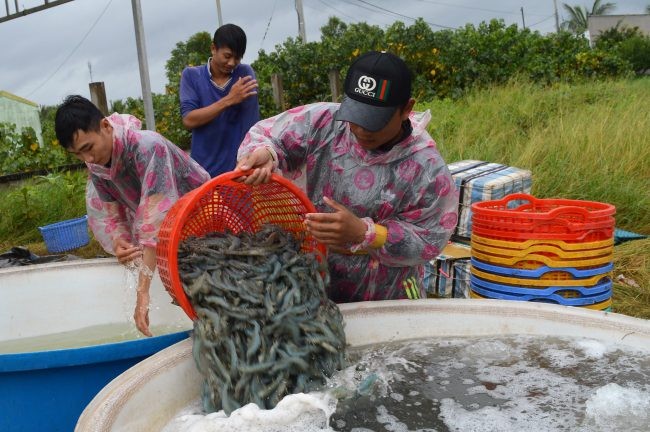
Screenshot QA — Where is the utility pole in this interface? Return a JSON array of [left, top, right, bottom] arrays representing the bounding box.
[[131, 0, 156, 131], [553, 0, 560, 32], [520, 7, 526, 29], [216, 0, 223, 27], [295, 0, 306, 42]]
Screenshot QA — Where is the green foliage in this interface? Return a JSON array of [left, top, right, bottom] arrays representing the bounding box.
[[595, 25, 650, 74], [248, 17, 633, 115], [110, 93, 191, 149], [0, 122, 74, 176], [0, 171, 87, 245], [165, 31, 212, 94], [423, 77, 650, 233]]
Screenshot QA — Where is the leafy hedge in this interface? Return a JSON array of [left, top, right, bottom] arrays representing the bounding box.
[[2, 17, 645, 174]]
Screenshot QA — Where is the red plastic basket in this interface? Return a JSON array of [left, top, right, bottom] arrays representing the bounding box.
[[471, 224, 614, 242], [471, 214, 615, 234], [472, 193, 616, 223], [156, 170, 326, 320]]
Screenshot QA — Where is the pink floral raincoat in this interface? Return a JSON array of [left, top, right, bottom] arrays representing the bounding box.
[[86, 114, 210, 254], [238, 103, 459, 302]]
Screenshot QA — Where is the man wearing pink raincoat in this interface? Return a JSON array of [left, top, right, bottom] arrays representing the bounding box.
[[237, 51, 459, 302], [55, 95, 210, 336]]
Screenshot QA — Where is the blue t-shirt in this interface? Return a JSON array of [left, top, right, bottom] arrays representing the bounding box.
[[179, 61, 260, 177]]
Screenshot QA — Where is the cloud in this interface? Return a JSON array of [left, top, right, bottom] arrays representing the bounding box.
[[0, 0, 647, 106]]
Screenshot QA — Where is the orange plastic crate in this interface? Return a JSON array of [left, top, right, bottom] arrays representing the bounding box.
[[156, 170, 325, 320]]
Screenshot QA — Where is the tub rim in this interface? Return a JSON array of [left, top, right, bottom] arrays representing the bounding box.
[[76, 298, 650, 431]]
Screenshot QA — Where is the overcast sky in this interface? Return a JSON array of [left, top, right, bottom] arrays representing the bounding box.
[[0, 0, 647, 107]]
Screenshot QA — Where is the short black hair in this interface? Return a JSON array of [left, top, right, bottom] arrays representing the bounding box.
[[55, 95, 104, 149], [213, 23, 247, 59]]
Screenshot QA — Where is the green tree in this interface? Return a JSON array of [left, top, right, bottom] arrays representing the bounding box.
[[561, 0, 616, 34], [165, 31, 212, 93], [595, 25, 650, 74]]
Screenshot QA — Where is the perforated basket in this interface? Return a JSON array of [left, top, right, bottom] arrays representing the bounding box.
[[471, 233, 614, 251], [156, 170, 326, 320], [469, 289, 613, 310], [470, 241, 613, 269], [38, 215, 90, 253], [472, 193, 616, 224], [471, 193, 615, 240]]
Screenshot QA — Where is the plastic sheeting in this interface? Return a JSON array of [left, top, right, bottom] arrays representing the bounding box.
[[0, 247, 81, 268]]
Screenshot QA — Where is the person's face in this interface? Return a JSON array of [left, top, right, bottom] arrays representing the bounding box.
[[348, 98, 416, 150], [68, 118, 113, 166], [210, 44, 241, 77]]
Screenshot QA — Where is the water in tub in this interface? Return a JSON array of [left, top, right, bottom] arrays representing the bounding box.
[[162, 335, 650, 432], [1, 262, 187, 354]]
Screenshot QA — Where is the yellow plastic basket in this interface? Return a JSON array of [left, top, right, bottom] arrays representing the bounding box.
[[470, 248, 613, 269], [471, 233, 614, 251], [471, 239, 613, 259]]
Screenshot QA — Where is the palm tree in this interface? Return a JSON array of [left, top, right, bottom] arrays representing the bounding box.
[[646, 4, 650, 13], [562, 0, 616, 34]]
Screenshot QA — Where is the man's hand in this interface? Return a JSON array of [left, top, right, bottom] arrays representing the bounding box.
[[235, 147, 275, 185], [227, 76, 258, 105], [113, 238, 141, 264], [304, 197, 367, 248], [134, 287, 152, 337]]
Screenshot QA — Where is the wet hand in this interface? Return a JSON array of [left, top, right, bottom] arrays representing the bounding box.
[[304, 197, 366, 248], [113, 238, 142, 265], [228, 76, 258, 105], [134, 289, 152, 337]]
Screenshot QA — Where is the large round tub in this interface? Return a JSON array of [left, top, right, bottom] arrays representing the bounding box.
[[0, 258, 192, 432], [76, 299, 650, 431]]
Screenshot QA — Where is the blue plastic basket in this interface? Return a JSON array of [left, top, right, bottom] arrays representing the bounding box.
[[469, 280, 612, 306], [470, 257, 613, 279], [38, 215, 90, 253]]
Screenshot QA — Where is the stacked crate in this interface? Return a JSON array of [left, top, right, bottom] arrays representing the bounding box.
[[448, 160, 533, 242], [468, 193, 615, 311], [424, 160, 532, 299]]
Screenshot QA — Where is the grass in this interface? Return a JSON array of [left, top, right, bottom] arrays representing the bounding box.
[[421, 77, 650, 233], [419, 77, 650, 319], [1, 78, 648, 319]]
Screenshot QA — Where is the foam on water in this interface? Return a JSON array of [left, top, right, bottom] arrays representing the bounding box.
[[163, 335, 650, 431], [161, 392, 337, 432]]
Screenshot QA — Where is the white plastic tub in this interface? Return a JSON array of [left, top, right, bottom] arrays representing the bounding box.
[[76, 299, 650, 431], [0, 259, 192, 432]]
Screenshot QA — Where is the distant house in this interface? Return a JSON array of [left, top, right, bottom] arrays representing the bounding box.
[[0, 90, 43, 145], [587, 14, 650, 45]]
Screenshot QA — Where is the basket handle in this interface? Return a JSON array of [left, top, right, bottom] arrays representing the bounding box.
[[482, 193, 536, 209], [476, 194, 609, 221]]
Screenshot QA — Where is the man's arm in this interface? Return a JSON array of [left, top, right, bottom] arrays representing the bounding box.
[[182, 76, 258, 130]]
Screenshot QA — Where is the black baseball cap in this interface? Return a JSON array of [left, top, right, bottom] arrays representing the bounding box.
[[335, 50, 412, 132]]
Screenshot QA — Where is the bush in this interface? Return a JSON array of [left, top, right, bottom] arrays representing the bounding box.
[[0, 122, 74, 176]]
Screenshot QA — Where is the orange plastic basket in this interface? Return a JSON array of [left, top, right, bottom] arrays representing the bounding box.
[[472, 193, 616, 224], [471, 215, 615, 234], [156, 170, 326, 320], [471, 224, 614, 242]]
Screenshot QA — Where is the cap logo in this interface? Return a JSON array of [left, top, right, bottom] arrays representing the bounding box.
[[357, 75, 376, 92], [354, 75, 391, 102]]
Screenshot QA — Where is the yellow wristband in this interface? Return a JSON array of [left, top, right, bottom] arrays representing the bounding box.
[[370, 224, 387, 249]]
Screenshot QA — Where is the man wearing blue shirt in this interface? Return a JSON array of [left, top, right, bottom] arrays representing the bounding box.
[[180, 24, 260, 177]]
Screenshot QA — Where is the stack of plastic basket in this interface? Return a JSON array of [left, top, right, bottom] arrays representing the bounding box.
[[468, 193, 615, 311]]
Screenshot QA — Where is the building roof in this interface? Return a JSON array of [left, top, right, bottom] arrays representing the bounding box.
[[0, 90, 39, 108]]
